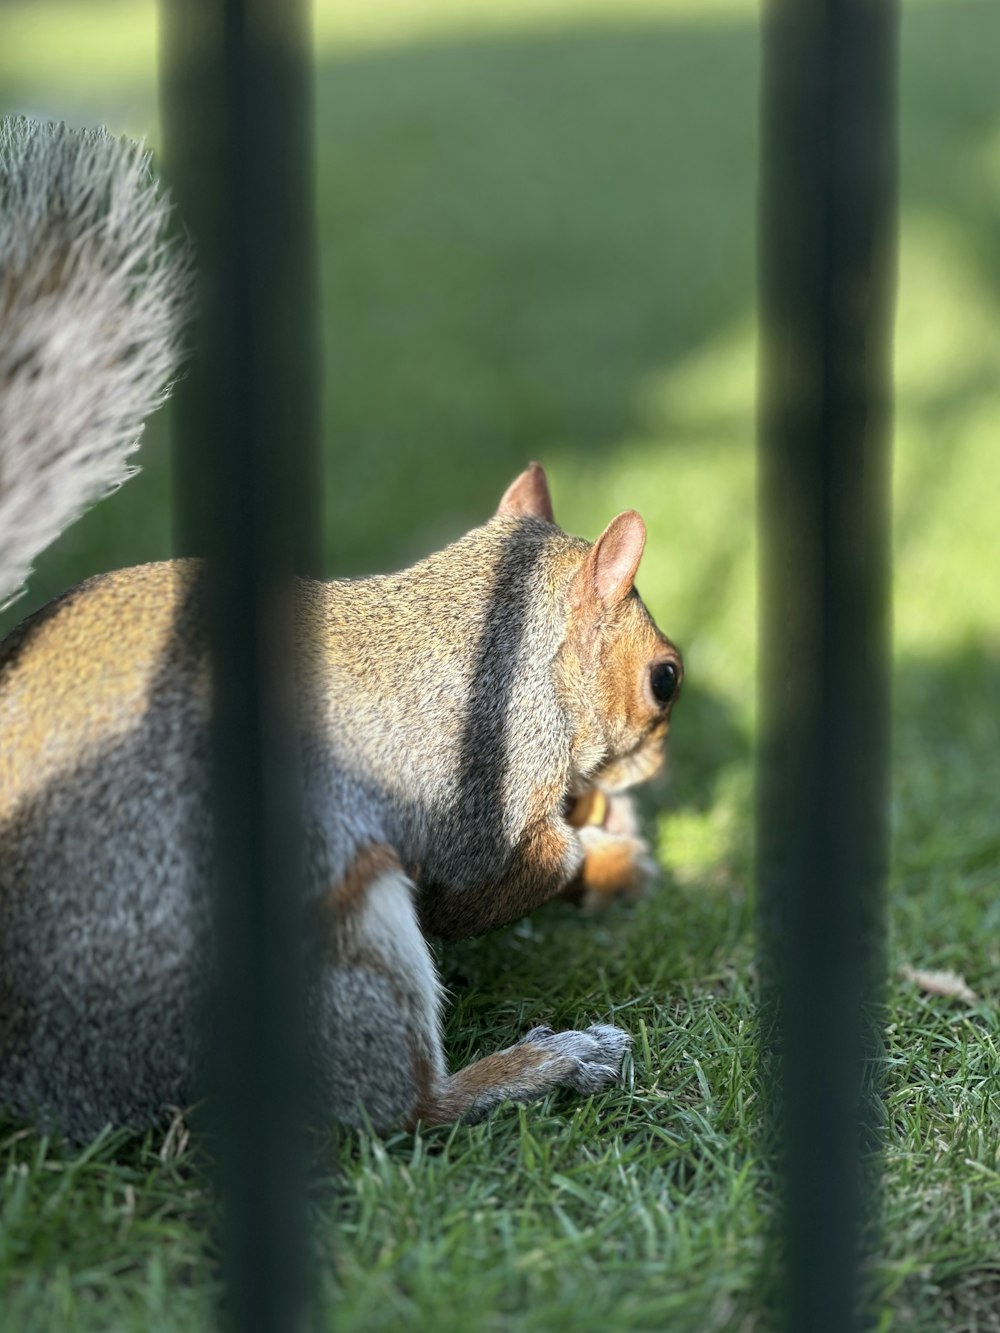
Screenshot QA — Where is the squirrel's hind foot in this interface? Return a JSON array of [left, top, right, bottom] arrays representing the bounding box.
[[409, 1021, 632, 1127], [518, 1022, 632, 1096]]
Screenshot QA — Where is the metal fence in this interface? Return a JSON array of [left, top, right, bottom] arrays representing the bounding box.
[[758, 0, 897, 1328], [158, 0, 898, 1328], [160, 2, 320, 1328]]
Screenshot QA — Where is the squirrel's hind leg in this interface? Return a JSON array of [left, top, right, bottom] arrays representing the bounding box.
[[410, 1023, 631, 1128], [313, 845, 445, 1130], [315, 844, 631, 1130]]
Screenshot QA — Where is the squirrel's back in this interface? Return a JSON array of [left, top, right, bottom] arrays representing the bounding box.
[[0, 561, 208, 819], [0, 512, 583, 895], [298, 514, 590, 890]]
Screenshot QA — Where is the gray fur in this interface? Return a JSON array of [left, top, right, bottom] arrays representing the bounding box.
[[0, 574, 213, 1137], [0, 547, 621, 1139], [314, 970, 436, 1130], [0, 116, 192, 608], [0, 121, 655, 1141], [297, 520, 589, 920]]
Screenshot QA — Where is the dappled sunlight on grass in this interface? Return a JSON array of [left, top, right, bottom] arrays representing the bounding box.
[[892, 214, 1000, 651]]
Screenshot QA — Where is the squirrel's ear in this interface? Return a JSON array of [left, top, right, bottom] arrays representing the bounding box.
[[496, 462, 555, 523], [574, 510, 646, 609]]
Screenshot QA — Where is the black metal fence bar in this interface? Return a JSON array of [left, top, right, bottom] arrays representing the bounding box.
[[757, 0, 898, 1328], [159, 1, 321, 1329]]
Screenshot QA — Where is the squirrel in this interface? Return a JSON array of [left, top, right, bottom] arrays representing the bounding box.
[[0, 117, 683, 1142]]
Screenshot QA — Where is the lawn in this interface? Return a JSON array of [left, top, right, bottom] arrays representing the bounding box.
[[1, 0, 998, 1329]]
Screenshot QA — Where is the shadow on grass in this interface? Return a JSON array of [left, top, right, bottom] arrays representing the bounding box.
[[316, 0, 1000, 571], [317, 18, 761, 573], [891, 638, 1000, 975]]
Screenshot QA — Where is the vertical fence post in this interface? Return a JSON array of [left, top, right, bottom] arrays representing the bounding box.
[[159, 1, 321, 1329], [757, 0, 898, 1328]]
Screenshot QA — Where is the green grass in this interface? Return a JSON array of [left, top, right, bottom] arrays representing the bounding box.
[[1, 0, 999, 1328]]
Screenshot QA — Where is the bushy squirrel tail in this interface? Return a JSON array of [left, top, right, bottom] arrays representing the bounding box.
[[0, 116, 193, 608]]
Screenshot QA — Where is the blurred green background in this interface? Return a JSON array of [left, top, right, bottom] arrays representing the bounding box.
[[1, 1, 998, 1327]]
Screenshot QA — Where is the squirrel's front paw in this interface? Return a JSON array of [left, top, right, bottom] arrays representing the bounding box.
[[520, 1023, 631, 1094], [562, 791, 658, 909]]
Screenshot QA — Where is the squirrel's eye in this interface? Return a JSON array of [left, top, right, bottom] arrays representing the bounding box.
[[650, 661, 679, 707]]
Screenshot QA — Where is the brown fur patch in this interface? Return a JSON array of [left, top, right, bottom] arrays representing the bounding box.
[[406, 1052, 445, 1128], [601, 597, 676, 730], [580, 592, 682, 792], [408, 1039, 558, 1127], [577, 837, 645, 901], [332, 844, 402, 918], [557, 514, 681, 802], [314, 843, 404, 958], [418, 795, 577, 940]]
